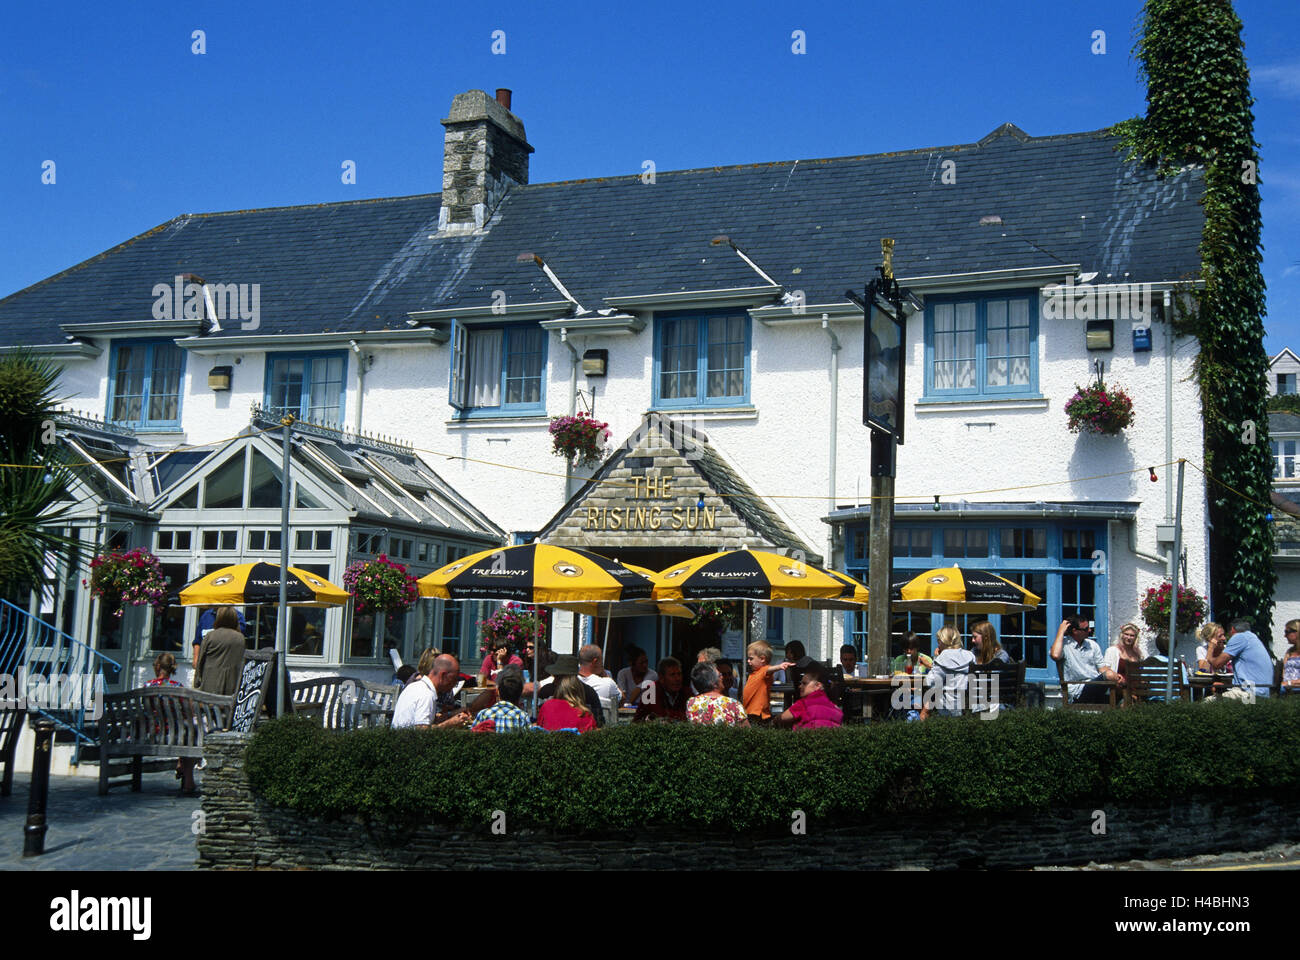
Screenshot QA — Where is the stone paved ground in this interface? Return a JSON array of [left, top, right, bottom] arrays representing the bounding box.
[[0, 772, 200, 871]]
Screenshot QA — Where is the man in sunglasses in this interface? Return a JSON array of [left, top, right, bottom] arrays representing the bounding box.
[[1051, 618, 1119, 704]]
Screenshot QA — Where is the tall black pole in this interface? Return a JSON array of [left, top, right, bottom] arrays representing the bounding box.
[[277, 415, 294, 716], [23, 720, 55, 856]]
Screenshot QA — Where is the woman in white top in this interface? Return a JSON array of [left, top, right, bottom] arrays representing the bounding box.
[[1103, 623, 1145, 685], [616, 646, 658, 705]]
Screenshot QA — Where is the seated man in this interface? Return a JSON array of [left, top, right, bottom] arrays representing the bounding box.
[[577, 644, 622, 726], [1050, 618, 1119, 704], [633, 657, 689, 722], [470, 667, 534, 732], [773, 661, 842, 729], [1204, 619, 1273, 701], [392, 654, 473, 729]]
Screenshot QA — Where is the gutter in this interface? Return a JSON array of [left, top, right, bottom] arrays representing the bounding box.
[[823, 313, 841, 658]]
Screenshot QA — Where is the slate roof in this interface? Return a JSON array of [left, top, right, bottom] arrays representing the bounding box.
[[0, 124, 1205, 347], [1269, 412, 1300, 435]]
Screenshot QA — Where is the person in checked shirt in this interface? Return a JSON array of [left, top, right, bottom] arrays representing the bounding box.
[[471, 667, 535, 733]]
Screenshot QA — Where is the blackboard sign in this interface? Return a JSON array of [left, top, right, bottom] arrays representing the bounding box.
[[230, 649, 277, 733]]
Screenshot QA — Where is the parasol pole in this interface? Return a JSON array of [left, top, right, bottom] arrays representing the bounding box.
[[276, 414, 295, 716]]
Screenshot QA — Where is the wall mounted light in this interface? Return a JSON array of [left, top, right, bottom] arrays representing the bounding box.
[[582, 349, 608, 377], [1085, 319, 1114, 351], [208, 365, 233, 391]]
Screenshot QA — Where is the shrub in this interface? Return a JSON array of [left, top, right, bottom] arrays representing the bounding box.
[[244, 698, 1300, 832]]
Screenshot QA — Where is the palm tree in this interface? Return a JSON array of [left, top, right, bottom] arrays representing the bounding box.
[[0, 350, 77, 598]]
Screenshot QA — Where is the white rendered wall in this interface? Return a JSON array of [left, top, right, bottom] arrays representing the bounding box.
[[49, 288, 1211, 665]]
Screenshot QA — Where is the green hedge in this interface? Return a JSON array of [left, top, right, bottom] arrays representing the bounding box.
[[243, 698, 1300, 833]]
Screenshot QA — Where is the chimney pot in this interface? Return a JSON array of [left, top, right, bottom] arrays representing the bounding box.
[[495, 88, 512, 110]]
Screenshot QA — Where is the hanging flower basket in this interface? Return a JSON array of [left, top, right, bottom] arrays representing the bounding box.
[[691, 600, 743, 635], [478, 603, 547, 656], [1064, 379, 1134, 435], [343, 554, 418, 614], [549, 413, 611, 467], [1139, 581, 1207, 640], [84, 548, 170, 618]]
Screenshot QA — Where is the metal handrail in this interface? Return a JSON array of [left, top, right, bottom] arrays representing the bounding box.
[[0, 599, 123, 758]]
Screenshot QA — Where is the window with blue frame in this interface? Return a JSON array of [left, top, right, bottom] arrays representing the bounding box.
[[265, 353, 346, 425], [449, 323, 546, 415], [844, 519, 1105, 678], [924, 292, 1037, 398], [653, 312, 750, 408], [107, 341, 185, 428]]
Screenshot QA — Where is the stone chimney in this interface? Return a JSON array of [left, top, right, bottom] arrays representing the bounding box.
[[439, 89, 534, 233]]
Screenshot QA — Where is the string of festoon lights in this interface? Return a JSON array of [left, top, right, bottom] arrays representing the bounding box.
[[8, 422, 1282, 522]]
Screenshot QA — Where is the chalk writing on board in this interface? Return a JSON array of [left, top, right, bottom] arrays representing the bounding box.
[[230, 654, 272, 732]]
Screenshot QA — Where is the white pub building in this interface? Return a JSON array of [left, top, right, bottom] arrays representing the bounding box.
[[2, 88, 1229, 716]]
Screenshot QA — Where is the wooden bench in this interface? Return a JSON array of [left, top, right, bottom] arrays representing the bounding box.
[[1, 705, 25, 796], [1123, 658, 1190, 705], [97, 687, 233, 795], [289, 676, 399, 730]]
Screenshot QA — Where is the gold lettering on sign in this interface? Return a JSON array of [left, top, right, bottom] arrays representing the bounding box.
[[580, 472, 715, 531]]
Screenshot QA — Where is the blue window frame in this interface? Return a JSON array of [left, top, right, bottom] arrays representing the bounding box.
[[653, 312, 750, 408], [844, 519, 1107, 684], [449, 322, 547, 416], [923, 291, 1038, 399], [265, 352, 347, 426], [107, 340, 185, 429]]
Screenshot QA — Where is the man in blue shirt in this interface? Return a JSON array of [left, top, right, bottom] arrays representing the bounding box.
[[192, 606, 246, 663], [1206, 619, 1274, 700]]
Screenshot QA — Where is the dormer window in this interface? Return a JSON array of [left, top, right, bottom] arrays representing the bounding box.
[[107, 340, 185, 429]]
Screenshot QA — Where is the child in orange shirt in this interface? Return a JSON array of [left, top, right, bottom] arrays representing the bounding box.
[[742, 641, 794, 724]]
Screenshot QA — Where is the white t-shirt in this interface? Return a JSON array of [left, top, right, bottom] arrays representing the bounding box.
[[616, 667, 658, 701], [580, 672, 622, 725], [391, 677, 436, 729]]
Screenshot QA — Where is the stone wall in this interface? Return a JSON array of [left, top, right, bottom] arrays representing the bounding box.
[[196, 732, 1300, 870]]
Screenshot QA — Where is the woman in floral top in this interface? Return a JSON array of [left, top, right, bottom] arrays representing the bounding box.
[[1282, 620, 1300, 691], [686, 661, 749, 727]]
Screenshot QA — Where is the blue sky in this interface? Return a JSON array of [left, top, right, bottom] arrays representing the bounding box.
[[2, 0, 1297, 352]]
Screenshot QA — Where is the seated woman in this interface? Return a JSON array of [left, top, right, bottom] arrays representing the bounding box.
[[616, 646, 657, 705], [536, 675, 597, 733], [921, 625, 975, 719], [686, 661, 749, 726], [477, 641, 523, 687], [1282, 620, 1300, 693], [1103, 623, 1143, 689], [890, 632, 933, 676], [773, 662, 842, 728], [1195, 622, 1233, 679], [970, 621, 1012, 666]]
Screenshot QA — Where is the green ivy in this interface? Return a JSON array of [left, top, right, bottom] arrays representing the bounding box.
[[1114, 0, 1272, 629], [244, 700, 1300, 832]]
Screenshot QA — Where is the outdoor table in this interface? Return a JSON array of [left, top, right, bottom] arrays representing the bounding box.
[[839, 677, 904, 720], [1187, 673, 1234, 701]]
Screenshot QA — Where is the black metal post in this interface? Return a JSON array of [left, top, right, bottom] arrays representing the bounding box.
[[23, 720, 55, 857]]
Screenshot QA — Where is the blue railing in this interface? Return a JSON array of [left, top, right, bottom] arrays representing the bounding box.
[[0, 598, 121, 762]]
